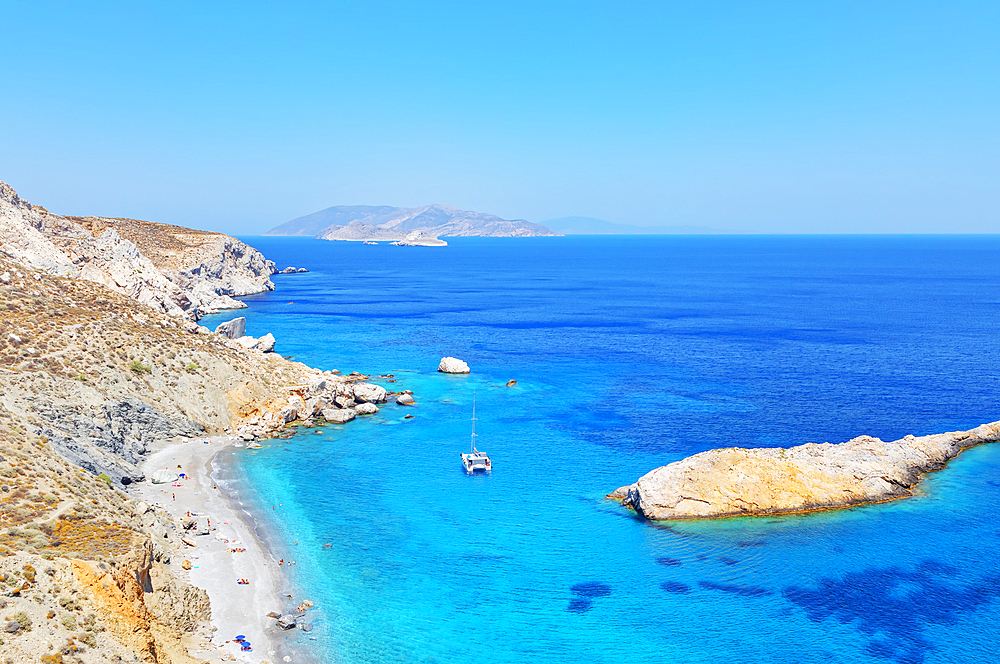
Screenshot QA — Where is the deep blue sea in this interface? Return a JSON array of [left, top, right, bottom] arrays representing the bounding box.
[[202, 236, 1000, 664]]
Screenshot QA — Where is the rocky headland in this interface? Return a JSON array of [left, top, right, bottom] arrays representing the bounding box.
[[1, 181, 275, 317], [0, 182, 413, 662], [609, 421, 1000, 520]]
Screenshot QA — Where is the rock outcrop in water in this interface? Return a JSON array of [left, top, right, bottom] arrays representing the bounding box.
[[609, 421, 1000, 520], [438, 357, 470, 374]]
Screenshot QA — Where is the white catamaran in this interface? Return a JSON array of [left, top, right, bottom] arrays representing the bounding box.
[[460, 393, 491, 473]]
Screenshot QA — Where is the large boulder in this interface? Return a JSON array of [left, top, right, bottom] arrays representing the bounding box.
[[355, 402, 379, 415], [150, 470, 178, 484], [234, 336, 258, 349], [395, 394, 415, 406], [215, 317, 247, 339], [438, 357, 470, 374], [305, 396, 323, 417], [321, 408, 356, 424], [255, 333, 276, 352], [353, 383, 389, 404]]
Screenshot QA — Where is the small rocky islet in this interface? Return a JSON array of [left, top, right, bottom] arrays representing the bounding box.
[[609, 420, 1000, 520]]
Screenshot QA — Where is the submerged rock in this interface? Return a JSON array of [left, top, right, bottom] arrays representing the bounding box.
[[612, 421, 1000, 520], [438, 357, 470, 374]]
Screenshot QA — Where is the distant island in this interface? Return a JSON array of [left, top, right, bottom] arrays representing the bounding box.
[[542, 216, 719, 235], [266, 204, 559, 246]]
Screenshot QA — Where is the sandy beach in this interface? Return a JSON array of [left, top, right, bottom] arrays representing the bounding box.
[[135, 438, 317, 664]]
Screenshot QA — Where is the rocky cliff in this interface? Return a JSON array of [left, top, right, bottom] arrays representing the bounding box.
[[609, 421, 1000, 520], [0, 181, 275, 317]]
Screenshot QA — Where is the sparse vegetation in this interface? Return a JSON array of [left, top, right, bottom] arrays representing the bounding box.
[[128, 359, 152, 374]]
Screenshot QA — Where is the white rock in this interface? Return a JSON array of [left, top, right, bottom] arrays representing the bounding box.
[[355, 402, 379, 415], [395, 394, 415, 406], [235, 336, 258, 349], [321, 407, 356, 424], [353, 383, 389, 404], [305, 396, 323, 417], [255, 333, 276, 353], [215, 317, 247, 339], [150, 470, 178, 484], [0, 272, 9, 284], [438, 357, 470, 374], [134, 501, 151, 515]]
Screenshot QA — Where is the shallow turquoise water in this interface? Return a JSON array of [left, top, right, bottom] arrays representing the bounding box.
[[206, 236, 1000, 664]]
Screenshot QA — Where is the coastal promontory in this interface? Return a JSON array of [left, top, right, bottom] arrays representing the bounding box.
[[609, 421, 1000, 520]]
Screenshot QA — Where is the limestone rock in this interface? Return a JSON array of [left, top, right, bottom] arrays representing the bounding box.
[[150, 470, 178, 484], [255, 333, 276, 352], [234, 336, 258, 349], [321, 408, 356, 424], [395, 394, 415, 406], [215, 317, 247, 339], [353, 383, 389, 404], [334, 394, 355, 409], [615, 421, 1000, 520], [355, 402, 378, 415], [438, 357, 470, 374]]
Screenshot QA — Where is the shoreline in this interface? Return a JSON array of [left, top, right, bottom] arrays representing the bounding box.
[[134, 438, 321, 664]]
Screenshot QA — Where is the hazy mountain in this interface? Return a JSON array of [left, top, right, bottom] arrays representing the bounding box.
[[542, 216, 718, 235], [266, 204, 558, 241]]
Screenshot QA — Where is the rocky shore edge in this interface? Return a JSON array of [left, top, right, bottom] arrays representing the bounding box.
[[608, 420, 1000, 520], [0, 181, 425, 663]]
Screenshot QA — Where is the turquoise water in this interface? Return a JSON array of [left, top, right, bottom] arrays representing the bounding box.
[[204, 236, 1000, 664]]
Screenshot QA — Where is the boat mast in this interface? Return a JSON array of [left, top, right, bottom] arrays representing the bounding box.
[[471, 391, 477, 453]]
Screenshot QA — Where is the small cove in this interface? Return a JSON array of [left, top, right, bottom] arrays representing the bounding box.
[[204, 236, 1000, 664]]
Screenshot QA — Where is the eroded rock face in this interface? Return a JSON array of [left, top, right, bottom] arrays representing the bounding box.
[[0, 181, 274, 318], [215, 317, 247, 339], [612, 422, 1000, 520], [438, 357, 470, 374]]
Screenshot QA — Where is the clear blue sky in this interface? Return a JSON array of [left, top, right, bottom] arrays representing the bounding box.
[[1, 1, 997, 234]]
